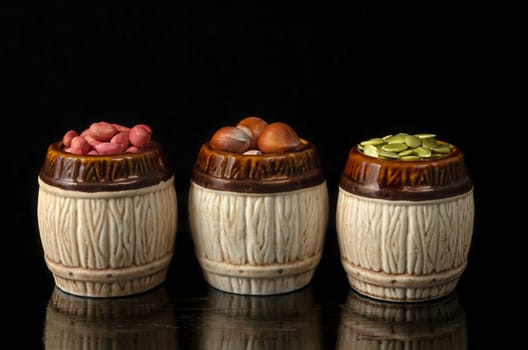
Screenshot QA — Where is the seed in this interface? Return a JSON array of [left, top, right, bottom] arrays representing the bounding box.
[[363, 144, 378, 158], [400, 155, 421, 161], [431, 144, 451, 153], [360, 138, 385, 146], [378, 149, 399, 159], [415, 146, 432, 158], [385, 134, 406, 144], [421, 137, 437, 149], [382, 143, 408, 152], [357, 132, 452, 161], [404, 135, 422, 148], [398, 149, 415, 156], [415, 133, 436, 139]]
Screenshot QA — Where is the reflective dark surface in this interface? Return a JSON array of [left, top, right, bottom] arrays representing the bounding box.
[[6, 2, 515, 349]]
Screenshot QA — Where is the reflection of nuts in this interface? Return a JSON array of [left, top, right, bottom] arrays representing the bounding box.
[[258, 122, 303, 153], [236, 116, 269, 149], [210, 126, 251, 153]]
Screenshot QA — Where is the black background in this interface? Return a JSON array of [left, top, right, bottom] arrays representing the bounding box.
[[5, 1, 519, 349]]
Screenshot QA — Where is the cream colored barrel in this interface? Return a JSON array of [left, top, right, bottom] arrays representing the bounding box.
[[189, 181, 328, 295], [336, 143, 475, 302], [38, 177, 178, 297], [336, 189, 474, 302]]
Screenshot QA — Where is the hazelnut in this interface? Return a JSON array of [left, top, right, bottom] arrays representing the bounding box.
[[257, 122, 303, 153], [236, 116, 269, 149], [210, 126, 251, 153]]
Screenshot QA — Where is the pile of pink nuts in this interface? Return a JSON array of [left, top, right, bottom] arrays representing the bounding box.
[[210, 116, 306, 154], [62, 121, 153, 155]]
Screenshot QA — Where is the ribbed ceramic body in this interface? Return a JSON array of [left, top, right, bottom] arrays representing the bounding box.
[[189, 140, 329, 295], [336, 145, 474, 302], [336, 290, 467, 349], [37, 141, 178, 297]]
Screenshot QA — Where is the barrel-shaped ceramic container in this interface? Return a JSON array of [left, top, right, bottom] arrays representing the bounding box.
[[188, 140, 329, 295], [37, 141, 178, 297], [336, 144, 474, 302]]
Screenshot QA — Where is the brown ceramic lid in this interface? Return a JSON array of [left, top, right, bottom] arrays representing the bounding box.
[[339, 144, 473, 201], [191, 139, 326, 193], [39, 141, 173, 192]]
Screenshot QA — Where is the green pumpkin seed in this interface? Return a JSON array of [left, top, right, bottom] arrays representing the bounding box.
[[378, 149, 400, 159], [404, 135, 422, 148], [398, 149, 415, 156], [431, 144, 451, 153], [415, 133, 436, 139], [385, 134, 406, 144], [400, 155, 421, 161], [421, 137, 437, 149], [382, 143, 408, 152], [360, 138, 385, 146], [415, 146, 432, 158], [357, 132, 453, 161], [363, 144, 378, 158]]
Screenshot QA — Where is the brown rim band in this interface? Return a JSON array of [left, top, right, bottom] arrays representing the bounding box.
[[339, 146, 473, 201], [190, 141, 326, 193], [39, 141, 173, 192]]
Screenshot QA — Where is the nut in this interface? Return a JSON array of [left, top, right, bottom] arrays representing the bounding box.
[[210, 126, 251, 153], [236, 116, 269, 149], [257, 122, 303, 153]]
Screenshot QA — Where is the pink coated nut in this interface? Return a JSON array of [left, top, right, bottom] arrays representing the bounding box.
[[89, 121, 118, 141], [61, 121, 154, 155], [95, 142, 125, 155], [112, 123, 130, 132], [62, 130, 78, 147], [84, 135, 102, 148], [111, 131, 130, 148], [134, 123, 153, 135], [129, 125, 152, 148], [125, 146, 140, 153], [70, 136, 89, 155]]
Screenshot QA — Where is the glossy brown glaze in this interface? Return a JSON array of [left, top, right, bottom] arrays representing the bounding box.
[[191, 140, 326, 193], [39, 141, 173, 192], [339, 145, 473, 200]]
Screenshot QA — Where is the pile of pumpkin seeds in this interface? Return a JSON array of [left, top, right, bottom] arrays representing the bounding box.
[[357, 133, 452, 161]]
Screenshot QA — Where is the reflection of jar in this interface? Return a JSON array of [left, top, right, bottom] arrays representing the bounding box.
[[336, 144, 474, 302], [189, 140, 329, 295], [43, 286, 178, 349], [336, 290, 467, 350], [195, 287, 322, 349], [37, 141, 178, 297]]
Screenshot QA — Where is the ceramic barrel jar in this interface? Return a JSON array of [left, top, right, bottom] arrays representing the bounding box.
[[37, 124, 178, 298], [188, 117, 329, 295], [336, 133, 474, 302]]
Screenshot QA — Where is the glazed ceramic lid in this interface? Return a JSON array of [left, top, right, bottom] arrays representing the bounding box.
[[339, 144, 473, 201], [191, 139, 326, 193], [39, 141, 173, 192]]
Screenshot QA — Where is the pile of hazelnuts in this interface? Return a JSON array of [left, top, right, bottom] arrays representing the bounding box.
[[61, 121, 153, 155], [210, 116, 305, 154]]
